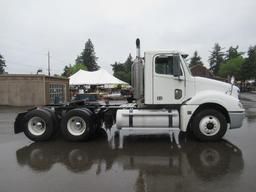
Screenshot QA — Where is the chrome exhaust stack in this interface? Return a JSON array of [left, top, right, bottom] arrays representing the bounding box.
[[131, 38, 144, 100], [136, 38, 141, 58]]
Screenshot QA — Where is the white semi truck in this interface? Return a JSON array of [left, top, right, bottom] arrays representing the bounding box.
[[14, 39, 245, 141]]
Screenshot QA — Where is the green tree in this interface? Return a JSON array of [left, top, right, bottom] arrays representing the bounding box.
[[114, 70, 131, 84], [189, 51, 203, 68], [208, 43, 225, 75], [70, 63, 87, 75], [76, 39, 100, 71], [218, 56, 245, 80], [62, 64, 72, 77], [111, 54, 133, 84], [240, 46, 256, 80], [61, 63, 87, 77], [225, 46, 243, 60], [124, 53, 133, 71], [0, 54, 6, 74]]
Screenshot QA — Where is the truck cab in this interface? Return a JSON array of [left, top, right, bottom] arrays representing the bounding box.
[[143, 50, 244, 129], [118, 39, 245, 141]]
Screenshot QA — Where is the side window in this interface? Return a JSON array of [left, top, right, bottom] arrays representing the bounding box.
[[155, 55, 182, 75]]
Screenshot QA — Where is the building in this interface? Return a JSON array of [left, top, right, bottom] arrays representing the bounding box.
[[190, 64, 213, 78], [0, 74, 69, 106], [190, 64, 227, 82]]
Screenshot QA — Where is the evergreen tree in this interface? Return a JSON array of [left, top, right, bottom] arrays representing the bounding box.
[[240, 46, 256, 80], [75, 55, 83, 65], [111, 61, 125, 73], [111, 54, 133, 84], [225, 46, 243, 60], [208, 43, 225, 75], [124, 54, 133, 71], [0, 54, 6, 74], [189, 51, 203, 67], [76, 39, 100, 71], [62, 64, 72, 77]]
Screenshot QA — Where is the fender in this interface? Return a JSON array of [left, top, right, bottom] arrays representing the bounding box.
[[186, 90, 241, 111], [180, 90, 242, 132]]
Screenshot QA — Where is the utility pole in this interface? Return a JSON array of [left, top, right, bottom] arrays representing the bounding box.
[[48, 51, 51, 76]]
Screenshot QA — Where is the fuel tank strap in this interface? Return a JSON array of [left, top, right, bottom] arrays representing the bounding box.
[[168, 110, 173, 127], [129, 109, 133, 127]]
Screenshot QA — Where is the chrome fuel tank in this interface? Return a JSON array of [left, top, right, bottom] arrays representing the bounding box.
[[116, 109, 179, 128]]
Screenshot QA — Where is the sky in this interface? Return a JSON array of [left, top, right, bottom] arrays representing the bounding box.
[[0, 0, 255, 75]]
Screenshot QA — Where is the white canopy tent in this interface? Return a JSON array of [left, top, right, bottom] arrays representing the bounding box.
[[69, 69, 128, 86]]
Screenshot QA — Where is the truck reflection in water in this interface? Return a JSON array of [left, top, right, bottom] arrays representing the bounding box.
[[16, 130, 244, 190]]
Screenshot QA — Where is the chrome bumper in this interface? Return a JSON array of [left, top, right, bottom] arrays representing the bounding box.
[[229, 111, 245, 129]]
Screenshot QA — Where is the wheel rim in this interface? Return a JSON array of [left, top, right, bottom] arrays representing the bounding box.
[[28, 116, 46, 136], [67, 116, 87, 136], [199, 115, 221, 136]]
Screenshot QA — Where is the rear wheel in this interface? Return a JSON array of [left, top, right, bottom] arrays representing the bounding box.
[[191, 109, 227, 141], [61, 109, 95, 141], [23, 109, 55, 141]]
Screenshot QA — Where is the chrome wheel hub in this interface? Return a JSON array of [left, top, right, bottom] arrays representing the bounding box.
[[67, 116, 87, 136], [28, 116, 46, 136], [199, 115, 220, 136]]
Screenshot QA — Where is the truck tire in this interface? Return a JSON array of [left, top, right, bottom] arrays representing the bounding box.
[[23, 109, 55, 142], [43, 107, 60, 137], [43, 107, 58, 126], [191, 109, 227, 141], [61, 109, 95, 141]]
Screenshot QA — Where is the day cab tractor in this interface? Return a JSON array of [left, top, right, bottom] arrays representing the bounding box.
[[14, 39, 245, 142]]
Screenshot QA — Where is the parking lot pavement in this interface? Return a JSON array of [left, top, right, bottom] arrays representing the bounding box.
[[0, 107, 29, 144], [0, 93, 256, 192]]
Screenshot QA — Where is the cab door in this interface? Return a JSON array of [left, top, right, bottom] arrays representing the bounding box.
[[153, 54, 185, 104]]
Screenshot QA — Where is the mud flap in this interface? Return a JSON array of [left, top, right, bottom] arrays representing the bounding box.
[[14, 112, 27, 134]]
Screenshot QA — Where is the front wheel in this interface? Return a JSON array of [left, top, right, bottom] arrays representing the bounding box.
[[191, 109, 227, 141]]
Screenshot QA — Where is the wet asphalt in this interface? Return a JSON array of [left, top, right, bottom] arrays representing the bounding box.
[[0, 93, 256, 192]]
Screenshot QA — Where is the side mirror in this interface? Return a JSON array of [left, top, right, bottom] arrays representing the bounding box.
[[173, 57, 182, 77], [231, 76, 235, 85], [230, 76, 235, 95]]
